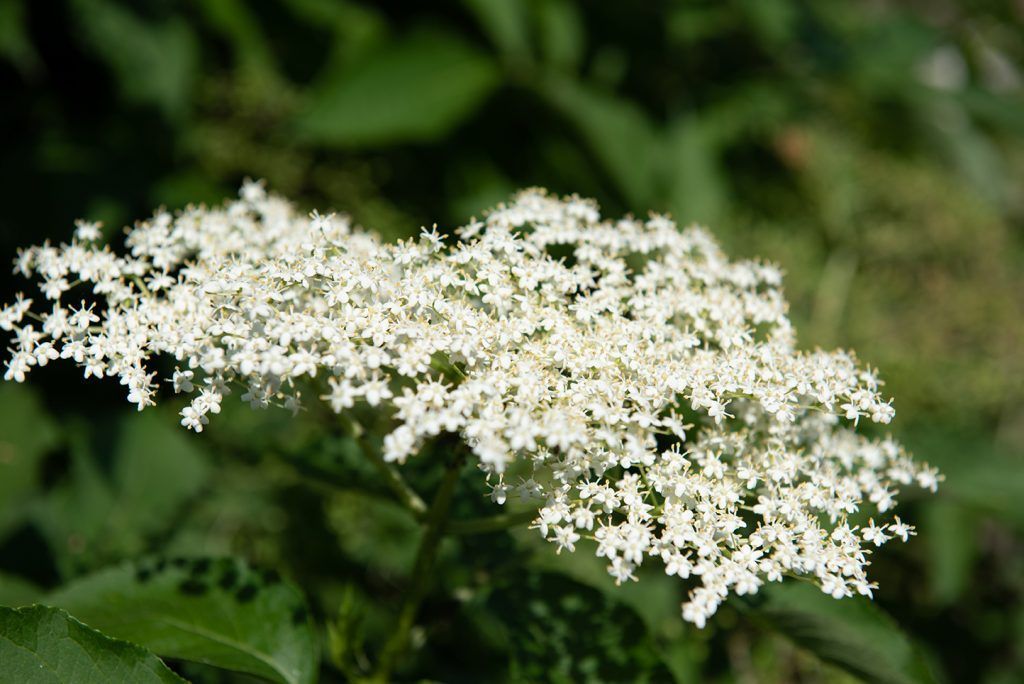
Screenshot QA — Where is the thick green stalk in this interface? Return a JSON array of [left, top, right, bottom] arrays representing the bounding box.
[[370, 454, 464, 682]]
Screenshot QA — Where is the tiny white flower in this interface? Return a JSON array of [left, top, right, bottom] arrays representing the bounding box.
[[0, 183, 937, 629]]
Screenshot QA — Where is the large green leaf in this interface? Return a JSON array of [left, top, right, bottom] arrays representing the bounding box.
[[744, 581, 936, 684], [297, 28, 500, 147], [524, 537, 681, 635], [46, 557, 316, 684], [0, 605, 183, 684]]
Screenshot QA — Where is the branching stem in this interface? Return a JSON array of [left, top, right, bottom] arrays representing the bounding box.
[[370, 452, 464, 682], [358, 435, 429, 520]]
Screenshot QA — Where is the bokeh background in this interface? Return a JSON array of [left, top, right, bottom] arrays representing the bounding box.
[[1, 1, 1022, 682]]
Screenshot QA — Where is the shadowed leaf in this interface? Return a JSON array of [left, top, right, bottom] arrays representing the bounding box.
[[0, 605, 184, 684], [46, 557, 316, 684]]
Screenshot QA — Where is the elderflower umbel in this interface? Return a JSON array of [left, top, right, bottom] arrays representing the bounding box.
[[1, 181, 939, 627]]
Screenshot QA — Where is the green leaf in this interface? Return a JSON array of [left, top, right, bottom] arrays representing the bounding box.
[[32, 412, 209, 575], [0, 0, 40, 77], [517, 535, 696, 682], [0, 384, 60, 541], [69, 0, 199, 119], [447, 161, 517, 222], [737, 0, 796, 46], [902, 428, 1024, 528], [326, 490, 421, 578], [482, 571, 674, 684], [191, 0, 277, 79], [663, 115, 728, 226], [0, 605, 183, 684], [959, 88, 1024, 138], [46, 557, 316, 684], [30, 428, 115, 577], [744, 581, 936, 684], [922, 499, 976, 606], [525, 537, 681, 635], [107, 412, 210, 543], [298, 28, 500, 147], [929, 110, 1008, 208], [848, 18, 936, 97], [535, 0, 585, 73], [462, 0, 531, 65], [538, 75, 660, 209], [283, 0, 387, 70]]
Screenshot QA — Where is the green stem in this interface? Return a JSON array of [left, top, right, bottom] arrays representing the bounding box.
[[370, 453, 464, 682], [446, 509, 537, 536], [358, 435, 428, 520]]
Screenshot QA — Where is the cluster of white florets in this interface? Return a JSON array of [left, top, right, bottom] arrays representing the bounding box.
[[1, 180, 938, 626]]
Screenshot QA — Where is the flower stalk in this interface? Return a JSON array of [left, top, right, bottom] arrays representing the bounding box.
[[370, 452, 465, 682], [357, 435, 428, 520]]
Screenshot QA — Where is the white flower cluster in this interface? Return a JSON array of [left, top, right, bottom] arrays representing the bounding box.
[[1, 181, 938, 626]]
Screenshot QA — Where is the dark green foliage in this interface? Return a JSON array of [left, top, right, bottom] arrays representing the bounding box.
[[487, 572, 674, 683], [741, 582, 936, 684], [45, 557, 317, 684]]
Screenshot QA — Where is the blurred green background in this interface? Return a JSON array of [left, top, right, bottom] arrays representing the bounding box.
[[1, 0, 1022, 682]]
